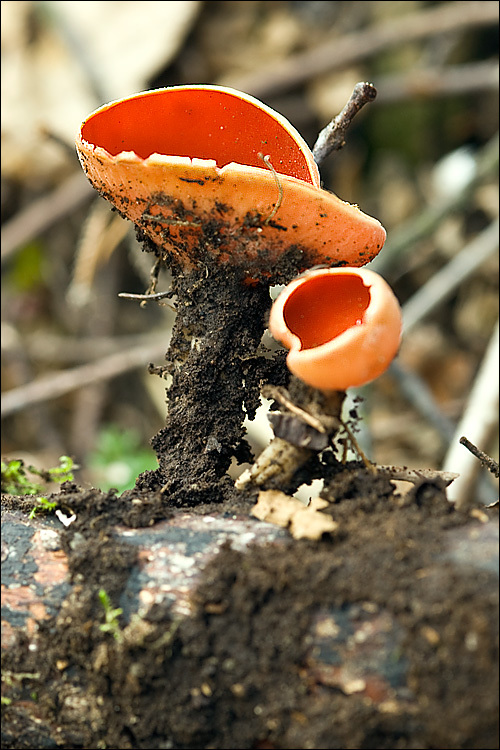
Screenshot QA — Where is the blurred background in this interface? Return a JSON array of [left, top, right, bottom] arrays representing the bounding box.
[[1, 0, 498, 504]]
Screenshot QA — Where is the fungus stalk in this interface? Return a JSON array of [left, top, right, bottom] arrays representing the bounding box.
[[235, 384, 349, 491], [142, 262, 273, 504]]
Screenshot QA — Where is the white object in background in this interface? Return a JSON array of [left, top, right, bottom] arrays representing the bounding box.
[[442, 318, 499, 509]]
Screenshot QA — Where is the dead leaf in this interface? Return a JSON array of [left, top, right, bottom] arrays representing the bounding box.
[[252, 490, 338, 540], [289, 507, 338, 541], [251, 490, 304, 528]]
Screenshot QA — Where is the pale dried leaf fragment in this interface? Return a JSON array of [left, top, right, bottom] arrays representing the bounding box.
[[289, 507, 338, 540], [252, 490, 338, 540], [251, 490, 304, 527]]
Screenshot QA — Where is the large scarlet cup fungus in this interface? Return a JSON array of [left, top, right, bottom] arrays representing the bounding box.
[[76, 85, 386, 276], [75, 85, 389, 505]]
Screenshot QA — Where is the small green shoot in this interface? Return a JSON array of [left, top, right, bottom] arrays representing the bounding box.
[[1, 455, 77, 496], [98, 589, 123, 641], [87, 425, 157, 494], [45, 455, 76, 483], [28, 497, 58, 519], [1, 459, 43, 496]]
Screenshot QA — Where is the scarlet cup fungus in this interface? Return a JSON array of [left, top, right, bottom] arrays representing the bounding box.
[[76, 85, 386, 276], [235, 268, 402, 490], [75, 85, 388, 505], [268, 267, 403, 392]]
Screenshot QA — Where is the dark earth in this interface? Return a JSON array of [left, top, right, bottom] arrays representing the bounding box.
[[2, 249, 498, 749]]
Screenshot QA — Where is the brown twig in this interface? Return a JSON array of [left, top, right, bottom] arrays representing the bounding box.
[[312, 82, 377, 166], [338, 419, 377, 473], [261, 385, 326, 434], [375, 465, 459, 487], [459, 437, 499, 478], [1, 172, 94, 263], [443, 318, 499, 509], [118, 291, 176, 311], [1, 341, 168, 418]]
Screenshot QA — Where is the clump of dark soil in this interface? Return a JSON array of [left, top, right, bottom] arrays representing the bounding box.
[[131, 224, 319, 509]]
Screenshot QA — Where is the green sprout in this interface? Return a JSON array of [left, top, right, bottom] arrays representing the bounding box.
[[28, 497, 59, 519], [98, 589, 123, 641], [1, 459, 44, 496], [45, 455, 76, 483], [1, 455, 77, 496]]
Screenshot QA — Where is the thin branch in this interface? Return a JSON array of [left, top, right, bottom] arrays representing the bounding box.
[[67, 205, 130, 309], [375, 465, 459, 487], [36, 1, 109, 104], [118, 291, 174, 302], [312, 83, 377, 167], [388, 360, 456, 442], [402, 220, 499, 334], [1, 329, 169, 365], [375, 60, 499, 104], [1, 341, 168, 418], [261, 385, 327, 434], [442, 318, 499, 510], [459, 437, 499, 478], [369, 133, 499, 275], [1, 172, 94, 263]]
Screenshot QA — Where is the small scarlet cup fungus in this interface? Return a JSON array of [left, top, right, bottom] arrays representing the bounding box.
[[76, 85, 386, 276], [268, 267, 403, 392], [235, 268, 402, 490]]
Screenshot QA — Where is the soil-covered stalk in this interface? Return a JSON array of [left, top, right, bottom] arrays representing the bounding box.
[[138, 264, 274, 506]]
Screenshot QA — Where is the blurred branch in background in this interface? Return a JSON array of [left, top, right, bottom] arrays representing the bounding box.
[[443, 318, 499, 508], [1, 172, 94, 263], [401, 219, 499, 334], [370, 134, 499, 276], [35, 0, 110, 104], [375, 60, 499, 104], [389, 219, 499, 502], [226, 1, 499, 98], [1, 337, 168, 418]]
